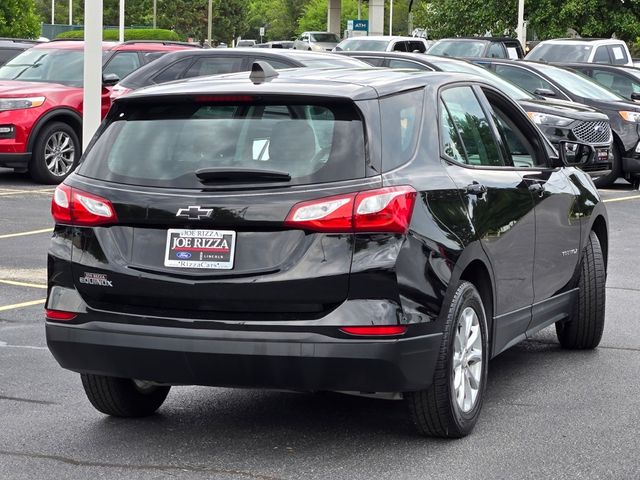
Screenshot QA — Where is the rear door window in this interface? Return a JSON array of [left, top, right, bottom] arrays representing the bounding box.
[[152, 57, 194, 83], [103, 52, 142, 79], [387, 59, 430, 70], [440, 87, 504, 166], [407, 41, 426, 53], [487, 43, 505, 58], [592, 68, 640, 98], [608, 45, 629, 65], [78, 99, 367, 188]]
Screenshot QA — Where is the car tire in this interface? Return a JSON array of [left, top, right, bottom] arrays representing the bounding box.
[[81, 374, 170, 417], [555, 231, 605, 349], [29, 121, 80, 184], [405, 281, 488, 438], [593, 143, 621, 188]]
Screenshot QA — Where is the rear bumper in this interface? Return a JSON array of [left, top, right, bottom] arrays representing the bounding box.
[[46, 321, 443, 393], [0, 152, 30, 168]]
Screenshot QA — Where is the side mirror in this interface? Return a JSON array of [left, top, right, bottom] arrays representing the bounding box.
[[102, 73, 120, 87], [534, 87, 556, 97], [554, 141, 595, 167], [631, 92, 640, 102]]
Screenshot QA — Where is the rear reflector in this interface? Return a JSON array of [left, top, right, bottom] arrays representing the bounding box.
[[45, 309, 77, 321], [285, 186, 417, 234], [52, 184, 117, 226], [340, 325, 408, 336]]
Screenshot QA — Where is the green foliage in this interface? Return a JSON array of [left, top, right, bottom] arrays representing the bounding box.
[[56, 28, 181, 41], [0, 0, 41, 38], [412, 0, 640, 41], [298, 0, 368, 34]]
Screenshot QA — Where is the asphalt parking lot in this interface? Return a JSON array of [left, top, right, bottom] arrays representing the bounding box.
[[0, 167, 639, 480]]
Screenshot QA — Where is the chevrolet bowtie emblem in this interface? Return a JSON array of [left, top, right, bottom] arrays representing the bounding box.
[[176, 206, 213, 220]]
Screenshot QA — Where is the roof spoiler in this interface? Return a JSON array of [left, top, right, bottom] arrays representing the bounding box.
[[249, 61, 279, 84]]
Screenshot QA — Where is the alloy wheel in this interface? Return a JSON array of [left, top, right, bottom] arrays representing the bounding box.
[[452, 306, 483, 413], [44, 131, 75, 177]]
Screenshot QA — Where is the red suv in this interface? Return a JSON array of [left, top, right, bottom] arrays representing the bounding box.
[[0, 40, 196, 183]]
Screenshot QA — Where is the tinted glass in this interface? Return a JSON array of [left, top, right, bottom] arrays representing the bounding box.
[[103, 52, 141, 80], [337, 39, 389, 51], [494, 64, 555, 94], [439, 101, 466, 163], [78, 100, 366, 188], [0, 48, 20, 66], [487, 43, 505, 58], [407, 41, 427, 53], [428, 40, 487, 58], [381, 89, 424, 170], [298, 56, 366, 68], [441, 87, 503, 166], [0, 49, 85, 86], [254, 58, 295, 69], [493, 108, 537, 168], [152, 57, 194, 83], [593, 46, 610, 63], [592, 69, 640, 98], [184, 56, 245, 77], [527, 43, 593, 62], [310, 33, 340, 43], [392, 41, 407, 52], [430, 58, 534, 100], [534, 64, 624, 100], [388, 59, 430, 70]]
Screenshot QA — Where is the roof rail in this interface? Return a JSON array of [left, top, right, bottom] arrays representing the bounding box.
[[0, 37, 42, 44], [120, 40, 202, 48]]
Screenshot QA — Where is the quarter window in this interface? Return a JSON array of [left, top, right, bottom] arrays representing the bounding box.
[[440, 87, 503, 167], [593, 46, 610, 64], [184, 56, 244, 78], [380, 89, 424, 170], [103, 52, 141, 80], [487, 43, 505, 58], [152, 58, 193, 83]]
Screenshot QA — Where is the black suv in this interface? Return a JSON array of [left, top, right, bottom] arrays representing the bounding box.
[[338, 51, 614, 179], [47, 66, 607, 438], [475, 58, 640, 186]]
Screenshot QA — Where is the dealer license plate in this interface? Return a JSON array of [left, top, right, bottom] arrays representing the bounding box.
[[164, 229, 236, 270]]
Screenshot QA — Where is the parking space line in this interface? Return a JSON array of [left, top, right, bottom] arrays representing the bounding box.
[[0, 189, 54, 196], [0, 299, 45, 312], [0, 279, 47, 290], [603, 195, 640, 203], [0, 228, 52, 240]]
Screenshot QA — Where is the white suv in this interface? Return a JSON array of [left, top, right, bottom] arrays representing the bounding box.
[[526, 38, 633, 67]]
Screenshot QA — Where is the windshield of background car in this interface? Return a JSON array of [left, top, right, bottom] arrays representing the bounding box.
[[337, 39, 389, 51], [311, 33, 340, 43], [535, 64, 624, 100], [430, 59, 534, 101], [428, 40, 486, 58], [77, 99, 367, 189], [0, 48, 94, 86], [527, 43, 592, 62]]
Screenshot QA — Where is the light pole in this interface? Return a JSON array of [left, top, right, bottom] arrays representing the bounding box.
[[153, 0, 157, 29], [69, 0, 72, 25], [207, 0, 213, 47], [119, 0, 125, 42], [51, 0, 55, 24], [389, 0, 393, 36], [517, 0, 525, 48], [83, 0, 103, 152]]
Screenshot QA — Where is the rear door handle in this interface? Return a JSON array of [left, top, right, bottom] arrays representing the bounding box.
[[466, 182, 487, 196]]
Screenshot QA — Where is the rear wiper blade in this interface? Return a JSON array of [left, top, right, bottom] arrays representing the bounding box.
[[195, 167, 291, 182]]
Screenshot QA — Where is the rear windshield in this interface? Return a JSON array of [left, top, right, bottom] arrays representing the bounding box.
[[337, 39, 389, 51], [77, 98, 367, 189], [310, 33, 340, 43], [527, 44, 592, 62]]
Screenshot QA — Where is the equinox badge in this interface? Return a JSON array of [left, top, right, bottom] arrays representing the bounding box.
[[176, 206, 213, 220]]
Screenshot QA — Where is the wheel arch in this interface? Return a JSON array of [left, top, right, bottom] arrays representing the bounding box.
[[27, 108, 83, 152], [459, 259, 495, 350], [590, 214, 608, 271]]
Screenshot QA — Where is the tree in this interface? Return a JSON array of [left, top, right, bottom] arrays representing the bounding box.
[[298, 0, 367, 34], [0, 0, 41, 38]]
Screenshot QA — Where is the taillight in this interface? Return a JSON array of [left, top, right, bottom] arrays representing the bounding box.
[[340, 325, 408, 336], [45, 309, 77, 321], [51, 184, 117, 226], [284, 186, 417, 233]]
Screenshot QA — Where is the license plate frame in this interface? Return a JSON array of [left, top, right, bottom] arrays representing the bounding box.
[[164, 229, 236, 270]]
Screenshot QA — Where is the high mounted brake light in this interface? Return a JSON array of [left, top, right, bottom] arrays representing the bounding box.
[[51, 184, 117, 226], [284, 186, 417, 234]]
